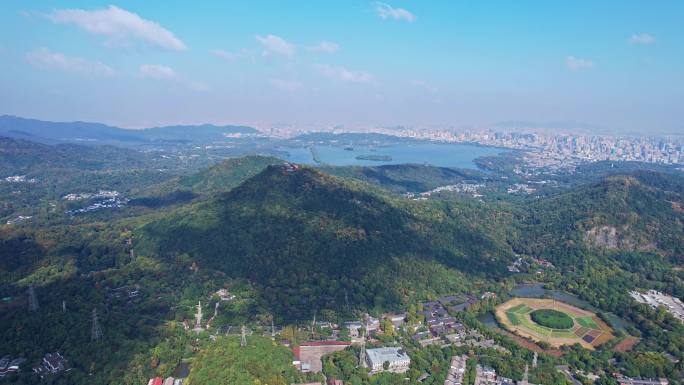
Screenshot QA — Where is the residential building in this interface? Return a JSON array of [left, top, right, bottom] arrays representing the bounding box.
[[384, 313, 406, 328], [615, 375, 668, 385], [0, 356, 25, 378], [366, 316, 380, 332], [214, 289, 235, 301], [444, 355, 468, 385], [474, 365, 497, 385], [366, 347, 411, 373], [33, 352, 67, 377], [344, 321, 363, 338]]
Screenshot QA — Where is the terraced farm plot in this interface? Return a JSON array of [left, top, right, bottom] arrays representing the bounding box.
[[495, 297, 614, 350], [576, 316, 600, 329]]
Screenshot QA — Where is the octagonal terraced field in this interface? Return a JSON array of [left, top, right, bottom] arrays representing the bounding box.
[[495, 297, 614, 349]]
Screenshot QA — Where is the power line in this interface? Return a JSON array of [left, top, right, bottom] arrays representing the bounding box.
[[27, 284, 39, 312], [91, 308, 103, 341]]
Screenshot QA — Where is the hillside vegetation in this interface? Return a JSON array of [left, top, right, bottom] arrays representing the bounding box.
[[139, 165, 516, 317], [3, 148, 684, 383], [519, 172, 684, 265], [186, 336, 308, 385]]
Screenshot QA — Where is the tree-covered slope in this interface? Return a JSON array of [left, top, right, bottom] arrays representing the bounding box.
[[321, 163, 486, 193], [186, 336, 307, 385], [175, 156, 281, 194], [519, 172, 684, 265], [0, 136, 150, 174], [129, 156, 281, 208], [138, 165, 515, 316]]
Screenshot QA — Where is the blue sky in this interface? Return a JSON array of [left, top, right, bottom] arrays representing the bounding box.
[[0, 1, 682, 133]]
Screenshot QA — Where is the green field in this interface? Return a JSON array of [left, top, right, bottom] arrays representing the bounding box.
[[519, 317, 553, 335], [551, 330, 578, 339], [530, 309, 574, 329], [576, 316, 600, 329], [508, 304, 527, 313], [506, 311, 522, 325], [496, 298, 615, 349]]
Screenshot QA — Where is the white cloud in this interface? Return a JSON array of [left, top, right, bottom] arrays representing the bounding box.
[[270, 78, 303, 91], [48, 5, 186, 51], [565, 56, 595, 71], [139, 64, 177, 79], [139, 64, 208, 91], [315, 64, 374, 84], [375, 2, 415, 23], [185, 81, 210, 92], [256, 34, 295, 57], [26, 47, 115, 76], [411, 80, 438, 93], [210, 49, 237, 61], [308, 41, 339, 54], [210, 48, 256, 63], [629, 33, 655, 45]]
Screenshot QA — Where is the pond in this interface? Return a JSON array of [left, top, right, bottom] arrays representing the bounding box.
[[173, 361, 190, 378]]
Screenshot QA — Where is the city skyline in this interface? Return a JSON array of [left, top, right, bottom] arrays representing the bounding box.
[[1, 1, 682, 133]]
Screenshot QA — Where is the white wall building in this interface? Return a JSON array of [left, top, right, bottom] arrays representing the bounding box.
[[365, 347, 410, 373]]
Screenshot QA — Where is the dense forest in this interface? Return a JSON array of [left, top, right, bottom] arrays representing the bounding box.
[[138, 165, 516, 317], [2, 136, 684, 384]]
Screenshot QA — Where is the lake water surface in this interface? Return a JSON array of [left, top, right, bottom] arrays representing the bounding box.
[[281, 143, 504, 168]]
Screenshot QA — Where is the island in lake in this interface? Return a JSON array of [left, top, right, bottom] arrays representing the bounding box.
[[355, 154, 392, 161]]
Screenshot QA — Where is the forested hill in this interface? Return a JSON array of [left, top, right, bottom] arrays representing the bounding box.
[[519, 171, 684, 265], [136, 164, 684, 318], [175, 155, 281, 194], [0, 115, 257, 146], [0, 136, 149, 173], [138, 165, 516, 315], [129, 156, 281, 208]]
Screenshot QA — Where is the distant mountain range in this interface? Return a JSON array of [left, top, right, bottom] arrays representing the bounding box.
[[0, 115, 258, 147]]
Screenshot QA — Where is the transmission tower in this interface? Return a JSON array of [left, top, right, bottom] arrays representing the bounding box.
[[194, 301, 203, 332], [358, 330, 366, 368], [91, 308, 103, 341], [240, 325, 247, 347], [27, 284, 39, 312], [271, 319, 276, 340]]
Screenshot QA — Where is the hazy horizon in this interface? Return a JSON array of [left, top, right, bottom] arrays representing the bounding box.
[[1, 1, 683, 134], [5, 114, 684, 138]]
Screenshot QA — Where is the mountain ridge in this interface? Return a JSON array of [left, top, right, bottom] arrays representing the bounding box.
[[137, 165, 515, 315], [0, 115, 258, 146]]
